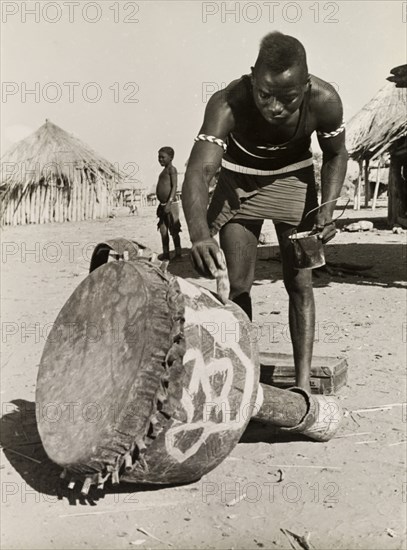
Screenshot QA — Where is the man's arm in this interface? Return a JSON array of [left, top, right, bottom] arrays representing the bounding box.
[[182, 91, 234, 276], [314, 82, 348, 242]]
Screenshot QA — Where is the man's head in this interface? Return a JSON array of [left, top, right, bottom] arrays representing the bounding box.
[[158, 146, 174, 166], [254, 32, 308, 78], [251, 32, 309, 125]]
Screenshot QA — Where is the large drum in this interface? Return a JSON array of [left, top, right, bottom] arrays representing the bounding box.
[[36, 242, 260, 491]]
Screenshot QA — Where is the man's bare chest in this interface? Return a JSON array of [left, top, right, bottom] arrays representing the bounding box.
[[240, 111, 301, 146]]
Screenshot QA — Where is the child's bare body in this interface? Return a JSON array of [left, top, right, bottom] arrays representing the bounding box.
[[156, 147, 181, 260], [156, 165, 175, 204]]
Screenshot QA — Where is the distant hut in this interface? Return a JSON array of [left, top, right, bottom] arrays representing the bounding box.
[[346, 78, 407, 226], [115, 180, 147, 210], [0, 120, 123, 225]]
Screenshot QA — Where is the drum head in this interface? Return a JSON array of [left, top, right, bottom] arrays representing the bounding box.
[[36, 260, 172, 474]]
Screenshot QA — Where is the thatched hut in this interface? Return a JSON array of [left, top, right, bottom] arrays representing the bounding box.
[[1, 120, 123, 225], [346, 79, 406, 225]]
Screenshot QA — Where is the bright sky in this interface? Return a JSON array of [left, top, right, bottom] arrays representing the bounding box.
[[1, 0, 405, 191]]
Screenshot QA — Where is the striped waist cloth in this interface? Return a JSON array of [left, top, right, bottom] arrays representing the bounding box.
[[221, 157, 314, 176], [207, 160, 317, 234]]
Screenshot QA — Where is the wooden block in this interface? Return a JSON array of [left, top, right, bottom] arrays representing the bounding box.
[[259, 352, 348, 395], [257, 245, 279, 260]]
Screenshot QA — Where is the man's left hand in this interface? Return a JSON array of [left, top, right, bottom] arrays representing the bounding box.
[[311, 212, 337, 243]]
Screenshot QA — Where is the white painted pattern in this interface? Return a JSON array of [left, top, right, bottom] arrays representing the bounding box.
[[164, 278, 257, 463]]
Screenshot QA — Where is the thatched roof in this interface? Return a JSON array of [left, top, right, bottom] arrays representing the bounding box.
[[346, 82, 407, 160], [116, 180, 144, 191], [1, 120, 123, 193]]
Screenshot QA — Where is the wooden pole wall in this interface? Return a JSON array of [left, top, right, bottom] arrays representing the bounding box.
[[364, 159, 370, 208], [371, 159, 381, 211], [354, 159, 363, 210], [1, 170, 118, 225]]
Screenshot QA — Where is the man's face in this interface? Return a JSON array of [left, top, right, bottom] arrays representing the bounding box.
[[158, 152, 172, 166], [251, 63, 308, 125]]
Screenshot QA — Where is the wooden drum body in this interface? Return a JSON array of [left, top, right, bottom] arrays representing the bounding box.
[[36, 249, 260, 490]]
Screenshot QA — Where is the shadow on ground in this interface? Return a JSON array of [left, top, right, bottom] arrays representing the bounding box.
[[0, 400, 60, 497], [1, 400, 200, 504], [1, 399, 307, 505], [166, 241, 406, 290]]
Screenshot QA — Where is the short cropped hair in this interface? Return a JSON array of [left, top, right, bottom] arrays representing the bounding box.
[[254, 32, 308, 80], [159, 146, 174, 159]]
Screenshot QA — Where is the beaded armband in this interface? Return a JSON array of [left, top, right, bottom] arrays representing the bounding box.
[[194, 134, 227, 152], [317, 121, 345, 139]]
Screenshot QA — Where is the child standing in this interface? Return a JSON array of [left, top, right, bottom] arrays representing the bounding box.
[[156, 147, 182, 260]]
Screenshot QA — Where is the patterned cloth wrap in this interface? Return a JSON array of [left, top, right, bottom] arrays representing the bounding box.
[[208, 165, 318, 236]]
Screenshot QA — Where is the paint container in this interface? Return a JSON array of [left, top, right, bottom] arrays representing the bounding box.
[[289, 231, 325, 269]]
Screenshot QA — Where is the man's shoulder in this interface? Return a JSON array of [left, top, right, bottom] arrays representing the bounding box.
[[309, 74, 343, 127], [209, 77, 247, 108], [168, 164, 177, 174], [204, 78, 244, 129], [309, 75, 342, 110]]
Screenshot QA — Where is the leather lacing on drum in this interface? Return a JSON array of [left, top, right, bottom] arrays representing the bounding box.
[[126, 270, 187, 478]]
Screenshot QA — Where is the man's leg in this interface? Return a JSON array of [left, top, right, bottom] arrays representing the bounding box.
[[275, 223, 314, 392], [159, 223, 170, 259], [219, 220, 262, 321], [172, 232, 182, 257]]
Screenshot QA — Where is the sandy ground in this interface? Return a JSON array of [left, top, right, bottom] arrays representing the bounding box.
[[1, 199, 406, 550]]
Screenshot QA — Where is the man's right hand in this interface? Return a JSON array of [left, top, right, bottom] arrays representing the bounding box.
[[190, 238, 226, 278]]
